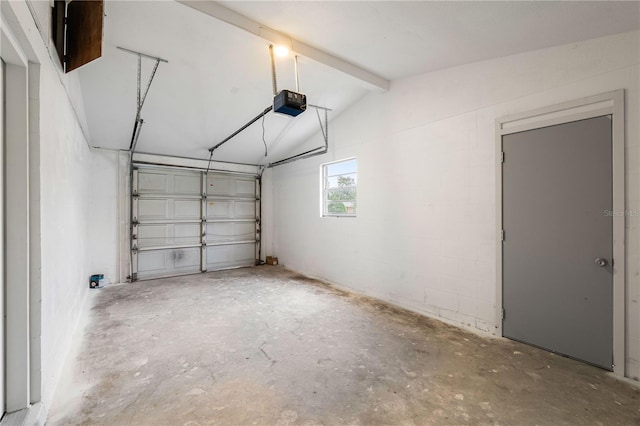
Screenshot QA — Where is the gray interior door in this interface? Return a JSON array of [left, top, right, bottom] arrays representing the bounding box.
[[502, 116, 613, 370]]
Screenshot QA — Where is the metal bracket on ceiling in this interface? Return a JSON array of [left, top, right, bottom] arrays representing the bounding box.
[[117, 46, 168, 152], [267, 104, 331, 168], [269, 44, 301, 95], [294, 55, 300, 93], [269, 44, 278, 96], [311, 104, 329, 145]]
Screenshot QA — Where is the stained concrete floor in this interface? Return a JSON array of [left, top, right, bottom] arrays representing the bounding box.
[[48, 266, 639, 426]]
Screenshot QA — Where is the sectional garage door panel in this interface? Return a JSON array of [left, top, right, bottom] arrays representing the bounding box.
[[205, 173, 257, 269], [138, 170, 201, 195], [207, 175, 255, 198], [137, 247, 201, 279], [206, 222, 256, 244], [132, 166, 259, 280], [134, 168, 204, 279], [235, 201, 257, 219], [206, 200, 256, 220], [206, 243, 256, 270], [137, 223, 201, 248], [138, 199, 201, 222], [207, 200, 233, 219]]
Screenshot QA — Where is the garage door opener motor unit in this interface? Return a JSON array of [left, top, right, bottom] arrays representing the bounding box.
[[274, 89, 306, 117]]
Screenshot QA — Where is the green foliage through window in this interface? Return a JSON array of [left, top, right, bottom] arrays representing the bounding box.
[[322, 159, 357, 216]]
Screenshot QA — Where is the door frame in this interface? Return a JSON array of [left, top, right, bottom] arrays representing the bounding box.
[[495, 90, 625, 377], [1, 5, 44, 416], [1, 15, 32, 412]]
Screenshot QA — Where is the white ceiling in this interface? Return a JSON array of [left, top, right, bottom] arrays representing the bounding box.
[[78, 1, 640, 165], [221, 0, 640, 81]]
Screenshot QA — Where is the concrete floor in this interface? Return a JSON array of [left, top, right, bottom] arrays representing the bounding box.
[[48, 266, 639, 425]]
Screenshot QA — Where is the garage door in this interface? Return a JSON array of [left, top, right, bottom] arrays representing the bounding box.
[[132, 165, 259, 280]]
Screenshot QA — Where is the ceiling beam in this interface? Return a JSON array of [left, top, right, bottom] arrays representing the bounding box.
[[176, 0, 390, 92]]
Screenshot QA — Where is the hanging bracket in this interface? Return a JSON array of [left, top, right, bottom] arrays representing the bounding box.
[[118, 47, 168, 152], [268, 105, 331, 168], [269, 44, 278, 96]]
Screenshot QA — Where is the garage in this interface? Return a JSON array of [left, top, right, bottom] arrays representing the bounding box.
[[1, 1, 639, 425]]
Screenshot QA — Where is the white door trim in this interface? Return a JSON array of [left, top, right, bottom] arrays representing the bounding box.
[[0, 46, 5, 422], [1, 9, 44, 416], [1, 17, 31, 411], [495, 90, 625, 377]]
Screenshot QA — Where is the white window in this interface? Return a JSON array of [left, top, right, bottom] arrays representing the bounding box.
[[322, 158, 357, 217]]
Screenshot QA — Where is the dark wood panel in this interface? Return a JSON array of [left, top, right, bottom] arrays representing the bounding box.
[[66, 0, 103, 73], [51, 0, 66, 68]]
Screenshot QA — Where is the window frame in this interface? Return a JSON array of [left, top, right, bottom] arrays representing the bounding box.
[[320, 157, 357, 218]]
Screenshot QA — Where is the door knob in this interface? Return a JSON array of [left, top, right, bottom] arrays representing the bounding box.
[[595, 258, 608, 267]]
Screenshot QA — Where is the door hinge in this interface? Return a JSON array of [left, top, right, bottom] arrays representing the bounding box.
[[501, 152, 505, 163], [501, 229, 505, 241], [501, 308, 505, 320]]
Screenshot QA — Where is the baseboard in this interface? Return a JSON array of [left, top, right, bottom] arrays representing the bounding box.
[[1, 403, 47, 426]]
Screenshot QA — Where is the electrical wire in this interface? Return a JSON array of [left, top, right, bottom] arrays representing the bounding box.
[[261, 110, 268, 157]]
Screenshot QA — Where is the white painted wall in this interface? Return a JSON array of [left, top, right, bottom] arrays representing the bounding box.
[[89, 149, 119, 283], [38, 57, 93, 408], [266, 31, 640, 380], [4, 0, 96, 412]]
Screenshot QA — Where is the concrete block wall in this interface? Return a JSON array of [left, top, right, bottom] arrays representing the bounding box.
[[265, 31, 640, 380], [88, 149, 120, 284], [38, 58, 93, 407]]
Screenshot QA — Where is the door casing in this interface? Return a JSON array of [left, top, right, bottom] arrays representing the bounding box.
[[495, 90, 625, 377], [0, 54, 5, 420]]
